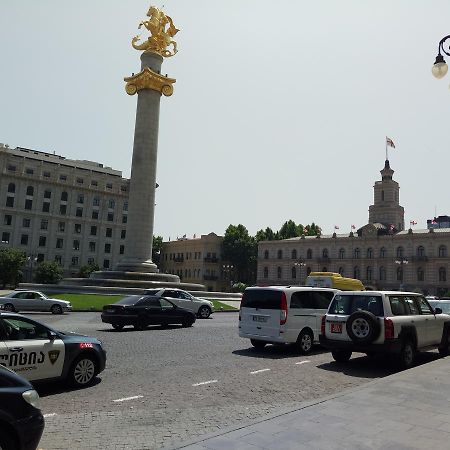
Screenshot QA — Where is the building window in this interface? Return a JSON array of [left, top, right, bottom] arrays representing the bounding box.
[[38, 236, 46, 247], [37, 254, 44, 263], [417, 246, 425, 257], [7, 165, 16, 172], [107, 212, 114, 222], [122, 215, 127, 224], [43, 171, 51, 178], [120, 230, 126, 239], [381, 190, 385, 201], [59, 174, 67, 181], [26, 186, 34, 196], [20, 234, 28, 245], [322, 248, 329, 258], [417, 267, 424, 282], [40, 220, 48, 230], [307, 249, 313, 259], [106, 183, 112, 190], [264, 250, 269, 259], [71, 256, 79, 266], [367, 248, 373, 259], [396, 266, 403, 281], [123, 202, 128, 211], [291, 249, 297, 260], [103, 259, 110, 269], [55, 255, 62, 264], [77, 194, 84, 204], [56, 238, 64, 249], [379, 266, 386, 280], [106, 228, 112, 238], [90, 226, 97, 236], [89, 242, 96, 252], [5, 196, 14, 208], [61, 191, 68, 201], [24, 199, 33, 210], [438, 245, 447, 258], [339, 248, 345, 259], [104, 243, 111, 253], [1, 232, 10, 244], [44, 190, 51, 199], [108, 199, 115, 209], [263, 267, 269, 278], [439, 267, 447, 282], [23, 218, 31, 228], [120, 245, 124, 255], [7, 183, 15, 193], [87, 257, 95, 265], [58, 222, 65, 232], [74, 223, 82, 234], [291, 267, 296, 279], [91, 180, 98, 187], [76, 207, 83, 217], [59, 204, 67, 215], [354, 248, 360, 259], [353, 266, 360, 279], [42, 202, 50, 213], [25, 168, 34, 175], [380, 247, 386, 258], [366, 266, 372, 281], [92, 211, 99, 220], [76, 178, 84, 184], [338, 267, 345, 276], [277, 266, 282, 279], [73, 240, 80, 251], [396, 246, 404, 258], [277, 250, 282, 259], [121, 185, 127, 192], [4, 215, 12, 226], [93, 197, 100, 206]]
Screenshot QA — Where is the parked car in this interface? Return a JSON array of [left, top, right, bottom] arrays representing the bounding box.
[[0, 290, 72, 314], [239, 286, 338, 353], [101, 295, 196, 330], [0, 312, 106, 387], [143, 288, 214, 318], [320, 291, 450, 368], [0, 364, 44, 450]]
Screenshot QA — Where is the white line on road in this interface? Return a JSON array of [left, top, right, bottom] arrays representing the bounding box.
[[192, 380, 218, 386], [43, 413, 58, 418], [250, 368, 271, 374], [113, 395, 144, 403], [295, 360, 311, 365]]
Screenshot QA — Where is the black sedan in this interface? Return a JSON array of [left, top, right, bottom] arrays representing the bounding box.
[[0, 364, 44, 450], [101, 295, 196, 330]]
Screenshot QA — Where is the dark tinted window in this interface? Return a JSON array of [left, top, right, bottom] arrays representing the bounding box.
[[114, 296, 143, 306], [137, 297, 161, 308], [290, 291, 334, 309], [241, 289, 282, 310], [329, 294, 383, 316]]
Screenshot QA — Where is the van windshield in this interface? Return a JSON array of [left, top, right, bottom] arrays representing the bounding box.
[[241, 289, 282, 310], [328, 294, 384, 317]]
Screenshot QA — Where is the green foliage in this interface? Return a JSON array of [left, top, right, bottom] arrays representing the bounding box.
[[232, 282, 247, 293], [152, 235, 163, 265], [77, 263, 100, 278], [0, 247, 26, 288], [255, 227, 277, 242], [255, 221, 320, 242], [34, 261, 63, 284]]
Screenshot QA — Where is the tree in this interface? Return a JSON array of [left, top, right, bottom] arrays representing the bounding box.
[[34, 261, 63, 284], [278, 220, 301, 240], [0, 247, 26, 288], [152, 235, 163, 266], [77, 263, 100, 278], [255, 227, 276, 242]]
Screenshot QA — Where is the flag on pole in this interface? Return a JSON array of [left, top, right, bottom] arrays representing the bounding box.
[[386, 137, 396, 148], [431, 219, 437, 225], [351, 224, 356, 229], [389, 224, 395, 231], [410, 220, 417, 225], [334, 225, 339, 230]]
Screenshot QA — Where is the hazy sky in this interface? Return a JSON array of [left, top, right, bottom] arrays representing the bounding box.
[[1, 1, 450, 241]]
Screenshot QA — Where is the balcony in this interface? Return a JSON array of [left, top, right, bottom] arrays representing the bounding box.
[[204, 257, 218, 263], [174, 256, 184, 263]]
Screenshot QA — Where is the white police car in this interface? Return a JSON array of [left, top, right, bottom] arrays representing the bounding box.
[[0, 312, 106, 387]]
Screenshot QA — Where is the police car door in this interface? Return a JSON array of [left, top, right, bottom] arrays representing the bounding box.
[[0, 316, 65, 381]]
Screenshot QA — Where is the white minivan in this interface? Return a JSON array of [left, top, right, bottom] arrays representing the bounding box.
[[239, 286, 338, 353]]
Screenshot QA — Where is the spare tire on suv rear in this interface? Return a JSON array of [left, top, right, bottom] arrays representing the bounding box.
[[346, 311, 381, 344]]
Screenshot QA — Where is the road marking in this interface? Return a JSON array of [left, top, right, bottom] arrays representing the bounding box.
[[250, 368, 271, 374], [113, 395, 144, 403], [192, 380, 218, 386], [43, 413, 57, 418], [295, 360, 311, 365]]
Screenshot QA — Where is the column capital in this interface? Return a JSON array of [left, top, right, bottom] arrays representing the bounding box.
[[124, 68, 176, 96]]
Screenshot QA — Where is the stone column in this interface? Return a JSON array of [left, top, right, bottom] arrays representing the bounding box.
[[116, 52, 173, 273]]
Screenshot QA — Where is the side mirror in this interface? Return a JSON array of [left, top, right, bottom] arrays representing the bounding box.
[[435, 307, 443, 315], [47, 330, 57, 340]]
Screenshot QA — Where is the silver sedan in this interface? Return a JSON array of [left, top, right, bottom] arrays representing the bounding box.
[[0, 291, 72, 314]]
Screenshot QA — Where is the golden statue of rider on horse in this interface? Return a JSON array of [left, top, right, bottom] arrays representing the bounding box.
[[132, 5, 179, 57]]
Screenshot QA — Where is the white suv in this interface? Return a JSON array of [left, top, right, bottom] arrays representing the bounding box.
[[143, 288, 214, 318], [320, 291, 450, 368]]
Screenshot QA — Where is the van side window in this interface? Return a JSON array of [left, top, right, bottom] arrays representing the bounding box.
[[290, 292, 312, 309], [312, 291, 334, 309]]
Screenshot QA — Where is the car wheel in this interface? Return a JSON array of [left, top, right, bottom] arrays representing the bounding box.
[[331, 349, 352, 363], [112, 323, 124, 331], [182, 319, 195, 327], [297, 329, 313, 354], [0, 427, 17, 450], [250, 339, 267, 349], [51, 304, 63, 315], [346, 311, 380, 344], [399, 340, 415, 369], [69, 355, 97, 387], [3, 303, 15, 312], [197, 306, 211, 319]]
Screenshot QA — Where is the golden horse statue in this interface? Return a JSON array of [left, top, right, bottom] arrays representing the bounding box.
[[132, 6, 179, 57]]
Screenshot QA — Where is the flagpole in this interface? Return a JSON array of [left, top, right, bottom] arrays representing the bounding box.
[[385, 136, 388, 160]]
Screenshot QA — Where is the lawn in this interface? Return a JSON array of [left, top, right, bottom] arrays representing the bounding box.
[[47, 293, 238, 312]]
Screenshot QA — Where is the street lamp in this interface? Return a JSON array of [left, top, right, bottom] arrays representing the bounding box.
[[294, 259, 306, 285], [27, 253, 38, 282], [394, 258, 409, 291], [431, 35, 450, 80]]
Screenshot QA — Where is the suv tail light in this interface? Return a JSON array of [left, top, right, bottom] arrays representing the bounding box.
[[280, 292, 288, 325], [321, 315, 326, 335], [384, 318, 394, 339], [239, 308, 241, 321]]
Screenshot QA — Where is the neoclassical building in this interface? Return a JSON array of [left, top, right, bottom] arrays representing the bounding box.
[[257, 159, 450, 296]]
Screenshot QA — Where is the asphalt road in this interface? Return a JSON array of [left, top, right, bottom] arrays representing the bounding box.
[[30, 312, 439, 450]]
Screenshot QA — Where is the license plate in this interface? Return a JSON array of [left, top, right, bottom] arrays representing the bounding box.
[[330, 322, 342, 333], [253, 316, 267, 323]]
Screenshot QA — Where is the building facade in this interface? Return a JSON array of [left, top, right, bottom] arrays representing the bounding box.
[[159, 233, 232, 292], [0, 144, 130, 278], [257, 160, 450, 296]]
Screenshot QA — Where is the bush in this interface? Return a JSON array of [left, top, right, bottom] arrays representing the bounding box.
[[232, 282, 247, 293], [77, 263, 100, 278], [34, 261, 63, 284], [0, 247, 26, 288]]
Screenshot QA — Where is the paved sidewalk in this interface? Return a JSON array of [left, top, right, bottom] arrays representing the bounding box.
[[171, 356, 450, 449]]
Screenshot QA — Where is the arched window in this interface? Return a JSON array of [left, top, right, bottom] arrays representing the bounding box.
[[277, 266, 282, 279], [366, 266, 372, 281], [417, 267, 424, 282], [291, 249, 297, 260], [307, 249, 313, 259], [61, 191, 68, 201], [26, 186, 34, 196], [439, 246, 447, 258], [381, 190, 385, 201], [439, 267, 446, 282], [339, 248, 345, 259], [396, 246, 404, 258], [338, 267, 344, 276], [306, 266, 312, 276], [263, 267, 268, 279], [277, 249, 283, 259], [322, 248, 329, 258], [264, 250, 269, 259], [354, 248, 360, 259], [367, 248, 373, 259], [291, 267, 296, 279], [353, 266, 360, 279], [379, 266, 386, 280], [322, 267, 328, 272], [380, 247, 386, 258], [417, 246, 425, 257], [397, 266, 403, 281], [7, 183, 15, 193]]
